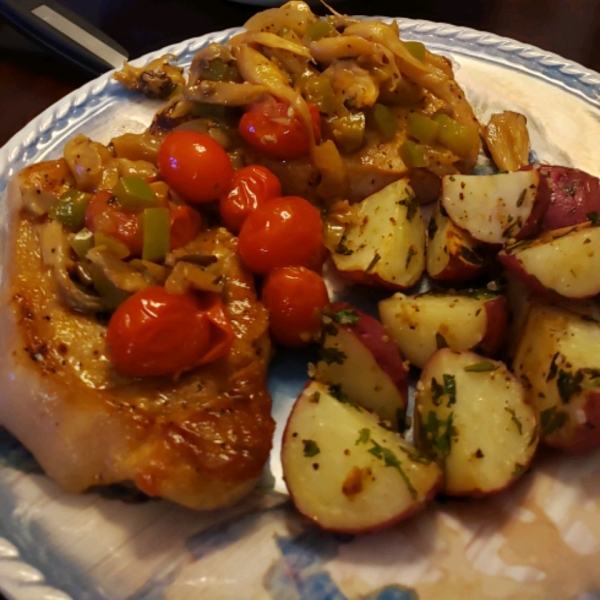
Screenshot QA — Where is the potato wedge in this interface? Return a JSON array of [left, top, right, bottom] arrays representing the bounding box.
[[512, 303, 600, 452], [378, 291, 507, 369], [426, 201, 485, 282], [314, 303, 408, 428], [441, 170, 547, 244], [499, 221, 600, 299], [331, 178, 426, 290], [282, 381, 442, 533], [414, 349, 538, 496]]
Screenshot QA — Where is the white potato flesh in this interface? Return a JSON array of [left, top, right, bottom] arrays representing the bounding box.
[[426, 202, 484, 282], [314, 324, 407, 428], [415, 349, 538, 496], [331, 178, 426, 289], [499, 222, 600, 299], [441, 170, 540, 244], [378, 292, 502, 369], [512, 303, 600, 451], [282, 381, 442, 533]]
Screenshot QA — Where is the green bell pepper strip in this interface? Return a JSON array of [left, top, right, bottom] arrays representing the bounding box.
[[400, 140, 428, 168], [49, 189, 92, 232], [305, 19, 338, 41], [407, 112, 439, 144], [69, 228, 94, 259], [142, 207, 171, 262], [433, 113, 480, 155], [372, 104, 397, 140], [331, 112, 366, 154], [114, 176, 159, 210]]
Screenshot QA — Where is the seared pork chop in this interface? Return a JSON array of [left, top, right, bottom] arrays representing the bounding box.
[[0, 170, 274, 510]]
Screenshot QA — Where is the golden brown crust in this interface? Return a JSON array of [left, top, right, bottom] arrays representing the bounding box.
[[4, 207, 274, 510]]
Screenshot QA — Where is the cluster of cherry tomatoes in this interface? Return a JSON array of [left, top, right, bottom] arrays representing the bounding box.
[[105, 100, 330, 378]]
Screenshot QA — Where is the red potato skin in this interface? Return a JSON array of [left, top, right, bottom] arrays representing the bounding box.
[[545, 391, 600, 454], [516, 170, 551, 240], [497, 251, 555, 298], [538, 165, 600, 231], [479, 296, 509, 355], [329, 302, 408, 404]]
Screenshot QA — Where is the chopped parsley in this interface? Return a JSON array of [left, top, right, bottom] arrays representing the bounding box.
[[512, 464, 525, 478], [335, 237, 353, 255], [436, 332, 448, 349], [588, 211, 600, 226], [427, 216, 438, 239], [399, 194, 419, 221], [546, 352, 560, 382], [557, 368, 584, 403], [431, 374, 457, 407], [459, 245, 484, 265], [516, 189, 527, 208], [329, 384, 360, 411], [318, 346, 347, 365], [504, 407, 523, 434], [302, 439, 320, 457], [367, 440, 417, 498], [356, 428, 371, 445], [540, 406, 569, 437], [329, 307, 360, 326], [420, 410, 456, 467], [366, 253, 381, 272], [405, 246, 416, 269]]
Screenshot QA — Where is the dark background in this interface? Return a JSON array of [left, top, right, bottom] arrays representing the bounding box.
[[2, 0, 600, 147]]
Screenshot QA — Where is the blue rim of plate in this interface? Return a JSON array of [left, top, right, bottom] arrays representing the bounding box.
[[1, 16, 600, 600]]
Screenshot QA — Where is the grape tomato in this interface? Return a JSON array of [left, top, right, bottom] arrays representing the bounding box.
[[261, 266, 330, 348], [219, 165, 282, 233], [238, 195, 325, 275], [157, 130, 233, 203], [106, 286, 234, 378]]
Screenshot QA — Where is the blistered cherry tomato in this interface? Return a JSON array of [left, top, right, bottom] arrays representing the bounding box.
[[261, 266, 329, 347], [106, 287, 234, 378], [170, 204, 202, 249], [238, 100, 321, 161], [157, 131, 233, 203], [85, 190, 143, 256], [219, 165, 282, 233], [238, 195, 324, 275]]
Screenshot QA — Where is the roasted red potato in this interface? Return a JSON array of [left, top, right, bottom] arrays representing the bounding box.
[[441, 170, 548, 244], [426, 202, 485, 282], [512, 303, 600, 452], [314, 303, 408, 429], [415, 349, 539, 496], [331, 178, 426, 290], [378, 291, 507, 369], [499, 221, 600, 299], [281, 381, 442, 533]]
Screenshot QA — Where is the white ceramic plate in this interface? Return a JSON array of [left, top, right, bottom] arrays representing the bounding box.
[[1, 17, 600, 600]]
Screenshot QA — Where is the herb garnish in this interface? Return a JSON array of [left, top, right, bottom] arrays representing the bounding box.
[[459, 246, 484, 265], [406, 246, 416, 269], [557, 368, 584, 403], [330, 307, 360, 326], [335, 236, 353, 255], [367, 440, 417, 498], [366, 253, 381, 272], [504, 407, 523, 434], [516, 189, 527, 207], [587, 211, 599, 226], [436, 332, 448, 349], [420, 410, 456, 466], [318, 346, 347, 365], [540, 406, 569, 436], [329, 384, 360, 411], [303, 439, 320, 457], [356, 428, 371, 445]]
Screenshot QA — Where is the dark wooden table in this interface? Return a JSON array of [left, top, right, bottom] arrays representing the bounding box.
[[2, 0, 600, 149]]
